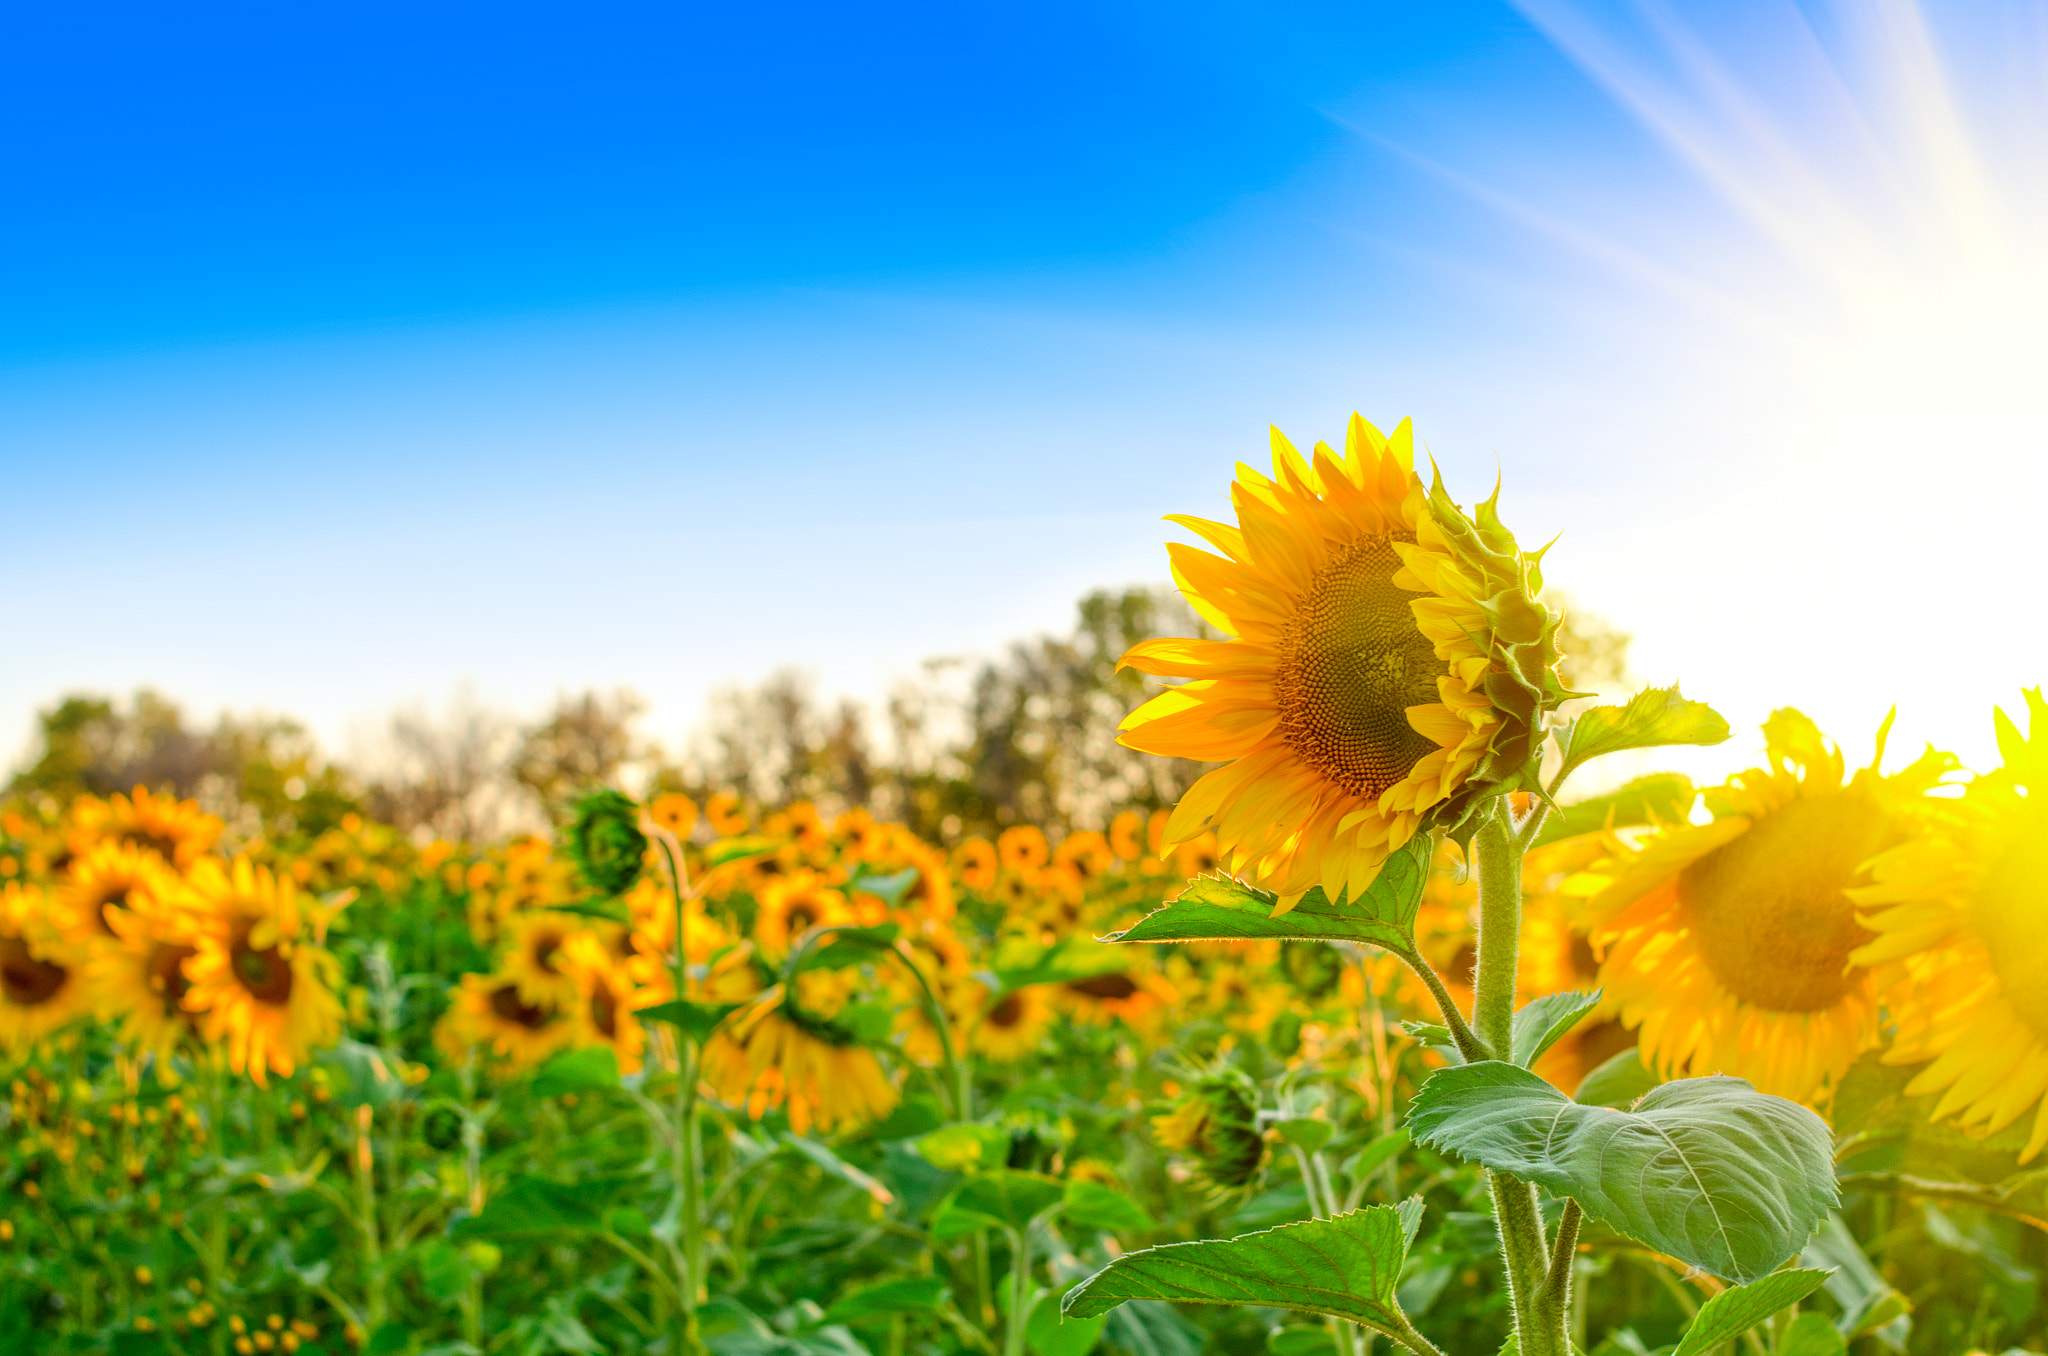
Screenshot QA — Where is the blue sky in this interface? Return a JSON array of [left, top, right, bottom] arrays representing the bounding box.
[[7, 1, 2045, 780]]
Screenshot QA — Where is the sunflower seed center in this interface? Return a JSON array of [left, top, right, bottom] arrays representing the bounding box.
[[1678, 792, 1889, 1013], [1274, 532, 1446, 802], [0, 937, 68, 1007]]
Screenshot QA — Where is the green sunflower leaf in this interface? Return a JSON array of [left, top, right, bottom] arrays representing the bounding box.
[[1061, 1205, 1415, 1332], [823, 1277, 951, 1325], [1573, 1048, 1664, 1108], [635, 1000, 743, 1044], [1406, 1062, 1836, 1282], [932, 1170, 1065, 1238], [1509, 989, 1603, 1069], [1531, 773, 1696, 848], [1062, 1180, 1154, 1233], [530, 1045, 620, 1097], [1559, 686, 1731, 780], [1671, 1269, 1832, 1356], [1103, 835, 1431, 951], [706, 835, 781, 867]]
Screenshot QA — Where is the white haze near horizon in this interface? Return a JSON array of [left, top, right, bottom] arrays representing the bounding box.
[[3, 0, 2044, 792]]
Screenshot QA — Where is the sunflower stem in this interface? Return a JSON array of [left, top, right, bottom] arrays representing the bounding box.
[[1472, 805, 1573, 1356]]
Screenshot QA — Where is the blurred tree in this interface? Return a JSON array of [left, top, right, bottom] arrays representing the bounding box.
[[6, 690, 356, 843], [512, 690, 651, 821], [360, 696, 525, 843]]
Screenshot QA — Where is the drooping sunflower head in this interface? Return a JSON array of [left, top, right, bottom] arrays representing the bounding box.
[[1852, 689, 2048, 1161], [182, 856, 346, 1086], [566, 790, 648, 897], [1119, 415, 1572, 909], [0, 884, 86, 1053], [1586, 709, 1953, 1105], [1152, 1064, 1265, 1191], [703, 988, 898, 1135]]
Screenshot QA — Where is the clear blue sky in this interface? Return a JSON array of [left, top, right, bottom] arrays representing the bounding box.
[[6, 1, 2044, 779]]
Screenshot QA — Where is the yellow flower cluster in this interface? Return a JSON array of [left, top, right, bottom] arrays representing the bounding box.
[[1, 788, 344, 1085]]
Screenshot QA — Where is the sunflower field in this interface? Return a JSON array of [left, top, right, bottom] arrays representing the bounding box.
[[4, 416, 2046, 1356]]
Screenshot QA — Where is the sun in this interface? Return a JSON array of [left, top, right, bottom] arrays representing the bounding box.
[[1852, 689, 2048, 1162], [1117, 414, 1571, 910], [1584, 710, 1952, 1106]]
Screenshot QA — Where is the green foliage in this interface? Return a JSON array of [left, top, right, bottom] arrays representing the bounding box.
[[1531, 774, 1695, 847], [1558, 686, 1731, 780], [1063, 1205, 1419, 1333], [1408, 1063, 1837, 1282], [1106, 835, 1432, 952], [1669, 1270, 1831, 1356], [1509, 990, 1603, 1069], [1575, 1050, 1665, 1109], [528, 1045, 621, 1097]]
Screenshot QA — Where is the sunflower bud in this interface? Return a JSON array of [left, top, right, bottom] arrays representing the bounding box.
[[566, 790, 647, 897], [1152, 1067, 1265, 1191]]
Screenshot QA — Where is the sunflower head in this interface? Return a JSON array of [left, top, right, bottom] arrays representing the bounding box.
[[566, 790, 648, 897], [1586, 710, 1953, 1105], [1152, 1065, 1265, 1191], [1851, 689, 2048, 1161], [1119, 415, 1573, 909]]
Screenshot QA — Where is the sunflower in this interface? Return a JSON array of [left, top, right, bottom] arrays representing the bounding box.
[[1108, 811, 1144, 862], [1060, 963, 1176, 1030], [50, 841, 179, 949], [1585, 711, 1951, 1105], [182, 857, 346, 1086], [953, 838, 998, 893], [704, 791, 750, 837], [0, 884, 87, 1052], [562, 933, 651, 1075], [1118, 415, 1570, 911], [703, 985, 897, 1135], [499, 911, 586, 1012], [73, 787, 222, 869], [971, 985, 1053, 1062], [1153, 1066, 1265, 1191], [997, 826, 1049, 873], [648, 792, 699, 838], [87, 883, 205, 1059], [436, 972, 574, 1072], [1851, 690, 2048, 1162], [752, 872, 850, 960]]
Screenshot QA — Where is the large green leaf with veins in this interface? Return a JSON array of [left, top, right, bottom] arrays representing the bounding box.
[[1407, 1062, 1835, 1282], [1063, 1203, 1421, 1334], [1104, 837, 1431, 952]]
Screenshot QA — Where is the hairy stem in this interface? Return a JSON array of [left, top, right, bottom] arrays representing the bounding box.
[[1391, 947, 1486, 1065], [1472, 805, 1573, 1356]]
